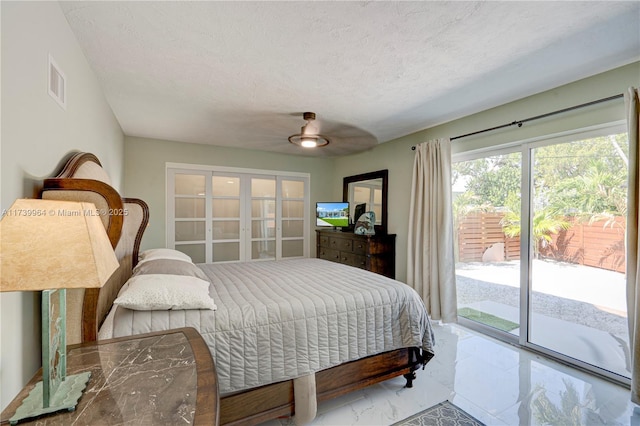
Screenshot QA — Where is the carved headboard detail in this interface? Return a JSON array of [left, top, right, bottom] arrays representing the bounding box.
[[41, 152, 149, 343]]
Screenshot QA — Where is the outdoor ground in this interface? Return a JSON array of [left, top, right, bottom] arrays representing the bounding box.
[[455, 259, 630, 377]]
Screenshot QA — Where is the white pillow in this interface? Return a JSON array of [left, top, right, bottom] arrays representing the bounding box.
[[114, 274, 216, 310], [138, 248, 192, 264]]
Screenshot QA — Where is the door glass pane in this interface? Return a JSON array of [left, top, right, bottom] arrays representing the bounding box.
[[453, 152, 522, 335], [252, 240, 275, 260], [175, 174, 205, 196], [175, 221, 205, 241], [529, 133, 629, 378], [212, 176, 240, 196], [213, 242, 240, 262], [175, 244, 205, 263], [212, 221, 240, 240], [282, 240, 303, 258], [251, 178, 275, 197], [252, 200, 275, 218], [282, 220, 303, 238], [282, 180, 304, 198], [212, 199, 240, 218], [282, 200, 304, 218], [252, 220, 275, 239], [175, 198, 205, 218]]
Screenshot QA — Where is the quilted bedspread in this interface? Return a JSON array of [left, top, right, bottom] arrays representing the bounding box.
[[106, 258, 435, 395]]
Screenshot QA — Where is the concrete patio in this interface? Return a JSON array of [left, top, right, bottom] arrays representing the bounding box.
[[455, 259, 631, 378]]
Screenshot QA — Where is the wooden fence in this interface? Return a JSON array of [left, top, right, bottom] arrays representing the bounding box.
[[456, 212, 626, 273], [456, 212, 519, 262], [540, 217, 626, 273]]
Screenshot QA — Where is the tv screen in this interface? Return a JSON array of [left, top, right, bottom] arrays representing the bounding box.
[[316, 202, 350, 227]]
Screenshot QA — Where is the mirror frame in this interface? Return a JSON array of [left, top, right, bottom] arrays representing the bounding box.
[[343, 169, 388, 234]]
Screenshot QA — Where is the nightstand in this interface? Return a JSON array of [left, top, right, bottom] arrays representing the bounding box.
[[1, 327, 218, 425]]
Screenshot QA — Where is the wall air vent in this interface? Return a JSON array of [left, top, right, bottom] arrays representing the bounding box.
[[48, 54, 66, 110]]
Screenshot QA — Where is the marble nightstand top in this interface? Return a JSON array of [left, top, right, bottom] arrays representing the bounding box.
[[1, 328, 218, 425]]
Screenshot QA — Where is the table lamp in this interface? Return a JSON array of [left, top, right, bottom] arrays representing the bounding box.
[[0, 198, 119, 424]]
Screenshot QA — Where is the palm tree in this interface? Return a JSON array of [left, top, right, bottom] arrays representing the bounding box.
[[501, 208, 571, 258], [547, 160, 626, 223]]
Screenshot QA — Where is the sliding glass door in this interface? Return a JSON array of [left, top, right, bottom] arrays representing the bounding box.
[[453, 149, 522, 337], [528, 132, 629, 379], [453, 124, 630, 381]]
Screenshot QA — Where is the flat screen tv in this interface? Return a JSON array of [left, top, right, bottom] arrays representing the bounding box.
[[316, 202, 350, 228]]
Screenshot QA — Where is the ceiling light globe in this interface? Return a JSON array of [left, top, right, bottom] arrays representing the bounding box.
[[300, 139, 318, 148]]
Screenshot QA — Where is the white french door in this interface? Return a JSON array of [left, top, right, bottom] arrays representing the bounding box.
[[211, 173, 243, 262], [167, 165, 309, 263]]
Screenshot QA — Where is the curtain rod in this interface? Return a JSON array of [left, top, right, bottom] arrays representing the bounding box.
[[411, 93, 624, 150]]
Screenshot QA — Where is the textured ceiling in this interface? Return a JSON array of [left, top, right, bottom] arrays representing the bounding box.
[[60, 1, 640, 157]]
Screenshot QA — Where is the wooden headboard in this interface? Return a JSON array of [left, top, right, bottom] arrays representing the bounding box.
[[41, 152, 149, 344]]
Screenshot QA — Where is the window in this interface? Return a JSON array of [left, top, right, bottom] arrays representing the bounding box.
[[167, 165, 309, 263]]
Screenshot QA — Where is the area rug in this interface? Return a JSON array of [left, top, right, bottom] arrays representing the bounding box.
[[392, 401, 485, 426], [458, 307, 519, 332]]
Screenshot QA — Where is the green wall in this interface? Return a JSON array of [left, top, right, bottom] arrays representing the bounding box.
[[124, 137, 335, 253], [333, 62, 640, 283]]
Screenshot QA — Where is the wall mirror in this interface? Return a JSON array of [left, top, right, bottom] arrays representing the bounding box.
[[343, 169, 388, 234]]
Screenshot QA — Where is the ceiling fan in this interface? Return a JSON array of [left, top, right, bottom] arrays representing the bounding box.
[[288, 112, 331, 148]]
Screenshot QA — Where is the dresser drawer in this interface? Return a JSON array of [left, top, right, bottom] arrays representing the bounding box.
[[330, 237, 353, 252], [352, 239, 367, 255], [318, 234, 330, 248], [318, 247, 340, 262], [340, 252, 368, 269], [351, 254, 367, 269]]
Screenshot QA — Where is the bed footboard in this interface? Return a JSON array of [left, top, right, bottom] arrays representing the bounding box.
[[220, 347, 425, 426]]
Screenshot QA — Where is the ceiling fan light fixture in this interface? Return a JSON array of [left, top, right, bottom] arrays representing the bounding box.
[[300, 137, 318, 148], [288, 112, 330, 148]]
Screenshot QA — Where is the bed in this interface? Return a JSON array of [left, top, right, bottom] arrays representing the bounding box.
[[42, 152, 435, 425]]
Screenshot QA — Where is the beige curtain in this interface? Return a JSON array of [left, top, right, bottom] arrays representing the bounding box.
[[407, 138, 457, 322], [626, 87, 640, 404]]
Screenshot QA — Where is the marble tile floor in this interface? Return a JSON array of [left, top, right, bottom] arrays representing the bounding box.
[[261, 323, 638, 425]]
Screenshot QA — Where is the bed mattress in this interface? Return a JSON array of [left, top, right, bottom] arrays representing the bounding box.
[[102, 258, 435, 395]]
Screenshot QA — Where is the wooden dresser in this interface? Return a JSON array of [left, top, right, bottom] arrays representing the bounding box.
[[316, 229, 396, 278]]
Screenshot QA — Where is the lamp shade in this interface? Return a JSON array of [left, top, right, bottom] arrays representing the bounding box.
[[0, 199, 119, 292]]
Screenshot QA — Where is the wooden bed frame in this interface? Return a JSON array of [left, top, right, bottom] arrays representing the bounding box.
[[42, 152, 430, 425]]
